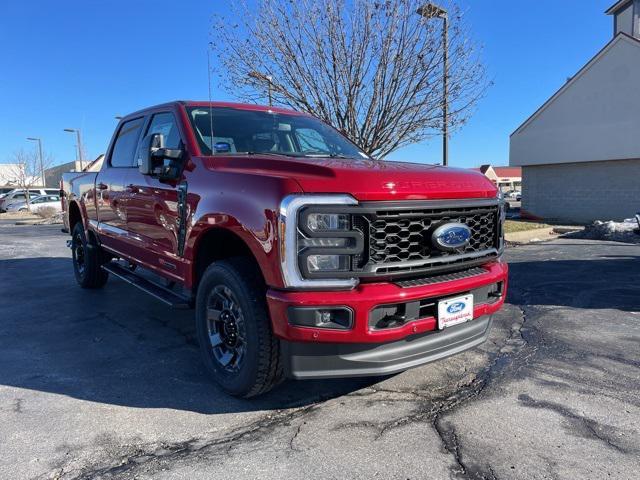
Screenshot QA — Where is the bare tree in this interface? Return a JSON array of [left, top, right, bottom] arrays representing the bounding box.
[[6, 148, 53, 211], [210, 0, 488, 159]]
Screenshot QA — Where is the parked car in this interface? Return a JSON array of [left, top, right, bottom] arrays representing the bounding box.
[[62, 101, 508, 398], [0, 188, 60, 212], [5, 194, 62, 213], [504, 190, 521, 199]]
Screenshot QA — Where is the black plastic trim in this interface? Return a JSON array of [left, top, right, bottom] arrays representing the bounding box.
[[282, 315, 493, 379], [287, 306, 354, 330]]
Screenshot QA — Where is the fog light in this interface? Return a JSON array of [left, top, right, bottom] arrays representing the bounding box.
[[307, 254, 349, 272], [287, 307, 353, 330]]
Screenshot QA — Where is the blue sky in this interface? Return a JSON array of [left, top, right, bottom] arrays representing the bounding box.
[[0, 0, 615, 168]]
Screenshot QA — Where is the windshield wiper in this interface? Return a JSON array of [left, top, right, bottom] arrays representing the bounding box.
[[242, 151, 301, 158], [301, 153, 356, 159]]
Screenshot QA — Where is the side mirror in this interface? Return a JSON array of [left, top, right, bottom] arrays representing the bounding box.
[[139, 133, 163, 175], [139, 133, 183, 179]]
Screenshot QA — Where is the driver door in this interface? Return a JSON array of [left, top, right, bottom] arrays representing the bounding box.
[[122, 111, 186, 281]]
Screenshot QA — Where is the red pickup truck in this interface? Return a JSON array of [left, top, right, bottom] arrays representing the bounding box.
[[61, 101, 508, 397]]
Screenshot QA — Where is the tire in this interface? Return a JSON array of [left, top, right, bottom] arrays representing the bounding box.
[[195, 257, 282, 398], [71, 222, 109, 289]]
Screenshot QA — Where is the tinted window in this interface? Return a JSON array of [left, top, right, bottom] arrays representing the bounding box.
[[146, 113, 181, 149], [110, 118, 144, 167]]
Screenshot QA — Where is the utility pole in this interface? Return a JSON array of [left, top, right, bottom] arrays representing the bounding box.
[[26, 137, 45, 186], [64, 128, 84, 171], [249, 71, 274, 106], [417, 3, 449, 166]]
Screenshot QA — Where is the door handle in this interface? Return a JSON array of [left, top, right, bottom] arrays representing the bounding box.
[[125, 184, 139, 194], [97, 182, 108, 190]]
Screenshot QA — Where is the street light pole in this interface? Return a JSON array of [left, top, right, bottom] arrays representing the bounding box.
[[442, 13, 449, 167], [248, 71, 274, 106], [26, 137, 45, 187], [64, 128, 84, 171], [417, 3, 449, 166], [266, 75, 273, 107]]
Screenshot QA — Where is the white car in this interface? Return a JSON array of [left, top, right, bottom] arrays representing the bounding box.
[[0, 188, 60, 211], [5, 194, 62, 213]]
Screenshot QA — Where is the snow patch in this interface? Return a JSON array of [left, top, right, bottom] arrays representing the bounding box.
[[576, 217, 640, 244]]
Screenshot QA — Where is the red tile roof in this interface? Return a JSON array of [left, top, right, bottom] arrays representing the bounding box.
[[469, 165, 521, 178], [493, 167, 521, 177]]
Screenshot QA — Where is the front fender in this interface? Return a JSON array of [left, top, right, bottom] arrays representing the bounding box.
[[183, 166, 302, 289]]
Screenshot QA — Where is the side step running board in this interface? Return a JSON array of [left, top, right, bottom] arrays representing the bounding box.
[[102, 262, 192, 309]]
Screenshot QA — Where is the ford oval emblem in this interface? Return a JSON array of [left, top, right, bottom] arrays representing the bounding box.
[[432, 223, 472, 252], [447, 302, 466, 314]]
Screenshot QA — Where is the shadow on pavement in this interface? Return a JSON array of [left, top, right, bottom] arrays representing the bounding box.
[[0, 257, 380, 415], [2, 248, 638, 417], [507, 254, 640, 311]]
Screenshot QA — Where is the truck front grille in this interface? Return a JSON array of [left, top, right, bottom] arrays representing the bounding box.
[[353, 201, 501, 277]]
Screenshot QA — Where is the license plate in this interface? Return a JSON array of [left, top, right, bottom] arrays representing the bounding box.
[[438, 294, 474, 330]]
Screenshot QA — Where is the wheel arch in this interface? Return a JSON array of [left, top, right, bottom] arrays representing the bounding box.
[[192, 227, 266, 290], [68, 200, 83, 232]]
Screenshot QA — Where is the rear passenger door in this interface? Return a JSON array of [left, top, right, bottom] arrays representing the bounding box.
[[95, 117, 144, 251]]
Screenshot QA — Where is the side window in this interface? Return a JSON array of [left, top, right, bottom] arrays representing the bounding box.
[[13, 193, 26, 200], [110, 118, 144, 167], [295, 128, 329, 153], [146, 113, 181, 149]]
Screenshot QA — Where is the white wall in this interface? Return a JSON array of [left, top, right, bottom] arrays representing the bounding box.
[[510, 35, 640, 167]]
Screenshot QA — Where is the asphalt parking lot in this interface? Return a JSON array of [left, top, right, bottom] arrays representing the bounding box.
[[1, 220, 639, 480]]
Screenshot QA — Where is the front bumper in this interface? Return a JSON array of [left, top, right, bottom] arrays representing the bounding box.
[[267, 260, 508, 379], [282, 314, 493, 379], [267, 261, 508, 343]]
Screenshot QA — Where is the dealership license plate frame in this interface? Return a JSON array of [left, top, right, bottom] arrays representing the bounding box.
[[437, 294, 474, 330]]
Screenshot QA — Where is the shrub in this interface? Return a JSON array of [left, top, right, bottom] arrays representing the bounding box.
[[35, 206, 58, 218]]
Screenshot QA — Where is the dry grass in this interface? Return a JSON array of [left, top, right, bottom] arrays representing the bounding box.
[[504, 220, 551, 234], [0, 211, 39, 219]]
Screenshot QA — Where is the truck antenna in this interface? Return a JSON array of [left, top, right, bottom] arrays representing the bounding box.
[[207, 42, 214, 153]]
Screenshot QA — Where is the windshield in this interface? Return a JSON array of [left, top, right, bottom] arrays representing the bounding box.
[[187, 107, 369, 160]]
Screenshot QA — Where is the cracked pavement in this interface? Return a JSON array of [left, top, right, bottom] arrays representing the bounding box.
[[0, 221, 638, 479]]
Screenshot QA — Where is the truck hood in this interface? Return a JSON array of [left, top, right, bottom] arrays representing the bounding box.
[[209, 155, 497, 201]]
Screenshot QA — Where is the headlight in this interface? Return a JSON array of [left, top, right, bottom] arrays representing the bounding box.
[[279, 195, 361, 289], [306, 213, 350, 232]]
